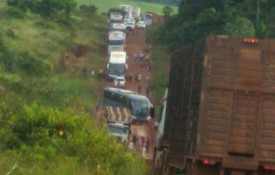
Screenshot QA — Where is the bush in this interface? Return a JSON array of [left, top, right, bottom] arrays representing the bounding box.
[[224, 17, 255, 37], [79, 5, 98, 17], [0, 103, 148, 174], [17, 52, 52, 76], [6, 6, 25, 18]]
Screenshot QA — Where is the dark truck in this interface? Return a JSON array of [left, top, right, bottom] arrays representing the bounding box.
[[154, 36, 275, 175]]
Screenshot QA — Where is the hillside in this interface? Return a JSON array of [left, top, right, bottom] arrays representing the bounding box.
[[76, 0, 178, 15], [0, 2, 148, 174]]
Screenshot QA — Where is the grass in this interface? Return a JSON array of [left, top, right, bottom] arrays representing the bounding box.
[[1, 9, 107, 111], [151, 47, 170, 120], [76, 0, 178, 15]]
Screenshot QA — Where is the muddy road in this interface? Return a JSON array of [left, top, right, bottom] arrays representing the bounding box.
[[103, 28, 157, 162]]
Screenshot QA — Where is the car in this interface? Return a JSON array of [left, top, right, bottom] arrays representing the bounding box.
[[107, 123, 130, 142], [114, 77, 126, 88], [136, 21, 146, 29], [126, 18, 135, 30]]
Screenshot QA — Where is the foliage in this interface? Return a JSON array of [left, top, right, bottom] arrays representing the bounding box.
[[17, 52, 52, 76], [79, 4, 98, 17], [150, 47, 169, 119], [7, 0, 77, 19], [162, 6, 173, 19], [133, 0, 181, 6], [76, 0, 178, 15], [148, 0, 275, 51], [0, 103, 147, 174], [224, 17, 255, 37], [6, 6, 25, 18]]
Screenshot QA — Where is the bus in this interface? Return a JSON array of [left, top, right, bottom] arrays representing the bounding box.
[[108, 31, 125, 54], [109, 22, 126, 33], [103, 87, 153, 123], [107, 51, 127, 80]]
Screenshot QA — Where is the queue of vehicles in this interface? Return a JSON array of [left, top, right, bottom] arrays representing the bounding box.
[[104, 5, 154, 142]]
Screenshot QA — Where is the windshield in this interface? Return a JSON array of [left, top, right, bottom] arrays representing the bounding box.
[[108, 63, 126, 76], [130, 99, 150, 118], [108, 125, 128, 135], [108, 40, 124, 45]]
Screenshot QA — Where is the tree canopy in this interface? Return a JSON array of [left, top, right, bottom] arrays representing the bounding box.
[[148, 0, 275, 51]]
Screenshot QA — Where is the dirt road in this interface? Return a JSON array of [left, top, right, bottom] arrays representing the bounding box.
[[103, 28, 157, 162]]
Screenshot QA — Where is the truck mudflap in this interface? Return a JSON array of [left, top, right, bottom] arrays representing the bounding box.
[[222, 156, 258, 171]]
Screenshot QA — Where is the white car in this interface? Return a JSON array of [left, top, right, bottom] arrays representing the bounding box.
[[136, 21, 146, 29], [114, 77, 126, 88]]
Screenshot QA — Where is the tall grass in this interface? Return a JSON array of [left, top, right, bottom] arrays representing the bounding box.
[[76, 0, 178, 15]]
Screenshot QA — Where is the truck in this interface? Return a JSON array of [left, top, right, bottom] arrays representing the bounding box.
[[154, 36, 275, 175], [105, 106, 132, 142]]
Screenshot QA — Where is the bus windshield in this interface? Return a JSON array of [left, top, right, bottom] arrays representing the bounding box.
[[108, 40, 124, 45], [130, 99, 150, 118], [108, 63, 126, 76]]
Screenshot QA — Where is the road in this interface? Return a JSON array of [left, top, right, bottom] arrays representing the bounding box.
[[103, 28, 157, 162]]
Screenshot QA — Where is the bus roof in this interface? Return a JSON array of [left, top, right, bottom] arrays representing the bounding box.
[[110, 51, 126, 63], [108, 31, 125, 40], [111, 22, 126, 29], [104, 87, 150, 102]]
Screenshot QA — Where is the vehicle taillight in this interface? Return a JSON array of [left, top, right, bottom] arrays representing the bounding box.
[[264, 165, 275, 170], [203, 159, 216, 165], [243, 38, 259, 44]]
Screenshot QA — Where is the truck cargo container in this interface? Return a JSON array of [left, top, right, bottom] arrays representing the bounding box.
[[154, 36, 275, 175]]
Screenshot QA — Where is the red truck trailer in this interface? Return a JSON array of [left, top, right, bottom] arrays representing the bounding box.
[[154, 36, 275, 175]]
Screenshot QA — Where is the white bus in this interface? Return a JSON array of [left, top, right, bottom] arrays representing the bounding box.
[[107, 51, 127, 80], [108, 31, 125, 55]]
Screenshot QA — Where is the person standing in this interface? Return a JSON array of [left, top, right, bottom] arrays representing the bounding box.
[[141, 136, 145, 150], [132, 135, 138, 148], [138, 85, 141, 94], [146, 85, 150, 97], [146, 137, 150, 153]]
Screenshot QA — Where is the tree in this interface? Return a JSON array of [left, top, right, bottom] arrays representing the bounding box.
[[224, 17, 255, 37], [162, 6, 173, 19], [38, 0, 76, 19]]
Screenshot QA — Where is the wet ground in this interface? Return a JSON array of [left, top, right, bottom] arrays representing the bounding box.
[[103, 28, 157, 162]]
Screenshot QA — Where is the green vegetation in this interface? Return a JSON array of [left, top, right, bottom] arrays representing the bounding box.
[[76, 0, 178, 15], [151, 48, 169, 119], [134, 0, 180, 6], [0, 1, 148, 174], [0, 103, 147, 174], [148, 0, 275, 51]]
